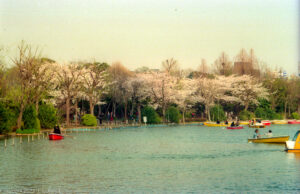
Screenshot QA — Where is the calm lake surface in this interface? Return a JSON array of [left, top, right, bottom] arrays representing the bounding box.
[[1, 124, 300, 193]]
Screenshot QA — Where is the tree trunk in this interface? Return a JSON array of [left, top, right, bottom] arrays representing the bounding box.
[[98, 104, 101, 117], [113, 101, 116, 117], [298, 102, 300, 114], [75, 101, 78, 126], [66, 97, 70, 126], [162, 105, 166, 123], [206, 104, 211, 121], [89, 100, 94, 115], [182, 110, 185, 124], [124, 101, 128, 123], [17, 103, 24, 129], [138, 103, 141, 124], [284, 101, 288, 119], [244, 102, 249, 111], [35, 101, 39, 115]]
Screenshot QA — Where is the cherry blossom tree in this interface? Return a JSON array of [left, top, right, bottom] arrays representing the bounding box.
[[124, 73, 150, 123], [194, 75, 237, 120], [144, 72, 177, 121], [173, 78, 197, 123], [231, 75, 268, 110], [53, 63, 84, 126], [81, 62, 109, 115]]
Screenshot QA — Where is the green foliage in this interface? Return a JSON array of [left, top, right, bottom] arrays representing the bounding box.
[[16, 128, 40, 134], [22, 105, 40, 130], [141, 106, 161, 124], [81, 114, 97, 126], [239, 110, 254, 120], [210, 105, 226, 121], [254, 99, 279, 120], [166, 106, 181, 123], [38, 104, 58, 129], [0, 102, 16, 134], [291, 112, 300, 120]]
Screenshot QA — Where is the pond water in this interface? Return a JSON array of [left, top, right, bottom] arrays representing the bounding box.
[[0, 124, 300, 193]]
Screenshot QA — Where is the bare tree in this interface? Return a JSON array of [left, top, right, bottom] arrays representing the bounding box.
[[109, 62, 133, 120], [162, 58, 179, 75], [214, 52, 232, 76], [12, 41, 45, 129]]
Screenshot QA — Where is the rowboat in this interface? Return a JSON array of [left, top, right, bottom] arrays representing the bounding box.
[[262, 120, 271, 126], [288, 120, 300, 124], [204, 122, 228, 127], [226, 126, 244, 130], [248, 136, 289, 144], [272, 120, 288, 124], [49, 133, 64, 140], [285, 130, 300, 153], [249, 124, 266, 128], [239, 122, 249, 125]]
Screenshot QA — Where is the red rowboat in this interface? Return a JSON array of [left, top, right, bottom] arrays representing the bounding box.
[[49, 133, 64, 140], [226, 126, 244, 130], [262, 120, 271, 126], [288, 120, 300, 124]]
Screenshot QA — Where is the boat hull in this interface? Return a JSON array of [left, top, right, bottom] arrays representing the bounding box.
[[249, 125, 266, 128], [285, 149, 300, 153], [272, 120, 287, 124], [49, 133, 64, 140], [248, 136, 289, 144], [262, 121, 271, 126], [204, 122, 228, 127], [288, 120, 300, 124], [226, 126, 244, 130]]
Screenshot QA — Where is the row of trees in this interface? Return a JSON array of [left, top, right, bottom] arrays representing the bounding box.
[[0, 42, 300, 133]]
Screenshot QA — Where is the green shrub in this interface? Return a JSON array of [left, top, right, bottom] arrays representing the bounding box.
[[22, 105, 40, 130], [239, 110, 254, 120], [255, 106, 279, 120], [141, 106, 161, 124], [291, 112, 300, 120], [16, 128, 39, 134], [210, 105, 226, 121], [273, 113, 284, 120], [166, 106, 181, 123], [81, 114, 97, 126], [0, 102, 16, 134], [38, 104, 58, 129]]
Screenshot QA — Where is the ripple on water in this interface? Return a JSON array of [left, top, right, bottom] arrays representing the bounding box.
[[0, 125, 300, 193]]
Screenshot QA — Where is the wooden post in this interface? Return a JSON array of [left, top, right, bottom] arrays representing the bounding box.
[[32, 135, 34, 141], [28, 135, 30, 142], [4, 138, 7, 148], [20, 136, 22, 144], [12, 137, 15, 146], [38, 133, 40, 140]]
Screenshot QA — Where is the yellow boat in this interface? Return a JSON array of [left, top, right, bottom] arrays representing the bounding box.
[[239, 121, 249, 125], [204, 122, 228, 127], [249, 124, 266, 128], [248, 136, 289, 144], [285, 130, 300, 153], [272, 120, 288, 124]]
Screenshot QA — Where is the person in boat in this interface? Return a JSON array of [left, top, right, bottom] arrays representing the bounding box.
[[231, 121, 235, 127], [265, 130, 273, 137], [225, 120, 228, 125], [216, 120, 220, 124], [253, 129, 261, 139], [53, 125, 61, 134], [236, 119, 240, 126]]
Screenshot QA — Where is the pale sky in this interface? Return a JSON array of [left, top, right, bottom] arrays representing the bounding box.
[[0, 0, 299, 74]]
